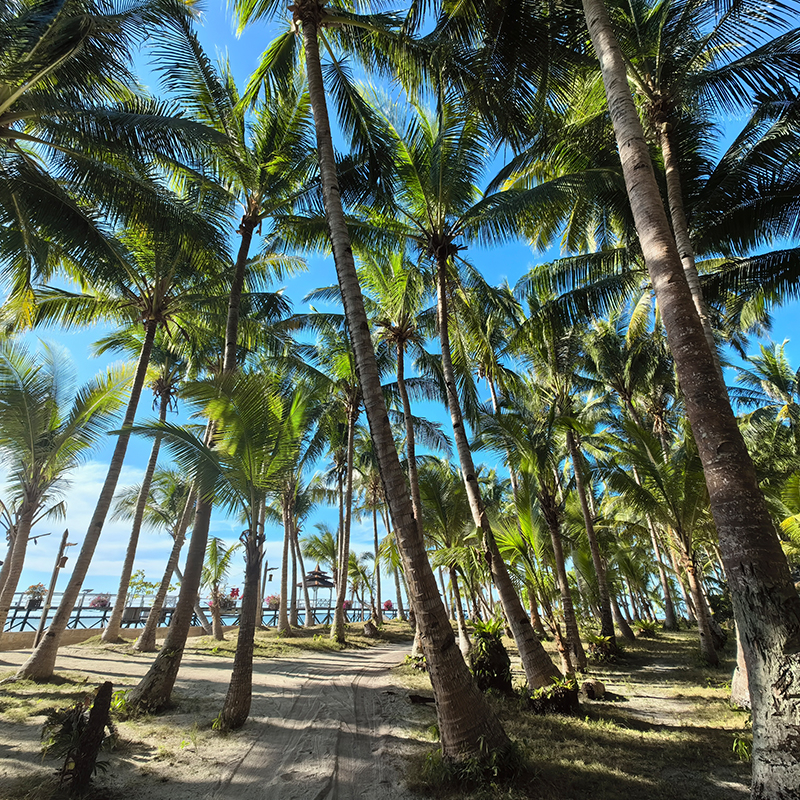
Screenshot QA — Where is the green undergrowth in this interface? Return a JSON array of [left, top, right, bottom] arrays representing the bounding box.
[[0, 671, 137, 724], [400, 631, 751, 800]]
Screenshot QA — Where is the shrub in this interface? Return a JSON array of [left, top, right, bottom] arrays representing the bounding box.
[[89, 594, 111, 610], [469, 617, 513, 695], [587, 632, 619, 663], [382, 599, 393, 611], [529, 676, 580, 715], [634, 619, 660, 638]]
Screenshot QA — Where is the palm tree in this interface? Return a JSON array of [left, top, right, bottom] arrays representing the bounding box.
[[581, 2, 800, 789], [12, 220, 227, 680], [419, 458, 479, 656], [0, 0, 224, 306], [233, 0, 511, 758], [101, 336, 183, 642], [0, 342, 131, 642], [202, 537, 240, 641], [110, 468, 198, 652], [734, 340, 800, 453], [359, 95, 561, 689]]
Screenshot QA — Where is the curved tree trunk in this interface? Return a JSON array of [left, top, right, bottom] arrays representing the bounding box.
[[542, 492, 587, 671], [292, 520, 313, 627], [133, 491, 195, 652], [330, 404, 356, 643], [210, 586, 226, 641], [437, 256, 561, 689], [0, 504, 36, 643], [127, 497, 213, 712], [450, 568, 471, 657], [102, 390, 169, 643], [15, 319, 157, 680], [648, 521, 677, 630], [610, 592, 636, 642], [298, 4, 508, 759], [126, 192, 254, 709], [566, 430, 615, 644], [219, 529, 263, 730], [582, 3, 800, 793], [658, 129, 724, 383], [681, 549, 719, 665], [289, 520, 299, 628], [278, 500, 293, 636], [527, 585, 548, 639], [372, 506, 383, 623]]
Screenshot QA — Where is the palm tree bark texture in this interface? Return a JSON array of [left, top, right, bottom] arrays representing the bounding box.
[[582, 1, 800, 796], [295, 0, 509, 759]]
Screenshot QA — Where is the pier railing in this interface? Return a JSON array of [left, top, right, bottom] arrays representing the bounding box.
[[3, 591, 396, 633]]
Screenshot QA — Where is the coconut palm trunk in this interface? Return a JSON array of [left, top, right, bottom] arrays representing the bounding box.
[[0, 503, 37, 643], [680, 546, 719, 665], [102, 389, 170, 643], [133, 488, 197, 652], [292, 522, 313, 627], [219, 530, 263, 730], [540, 486, 587, 671], [657, 129, 723, 381], [15, 319, 158, 680], [278, 501, 293, 636], [648, 521, 677, 630], [296, 3, 508, 758], [582, 1, 800, 793], [127, 497, 214, 711], [397, 342, 425, 529], [127, 200, 252, 711], [565, 430, 615, 644], [371, 505, 382, 623], [330, 404, 356, 643], [436, 257, 561, 689], [450, 568, 471, 656]]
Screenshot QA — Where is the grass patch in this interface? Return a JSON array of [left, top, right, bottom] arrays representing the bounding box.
[[398, 630, 751, 800]]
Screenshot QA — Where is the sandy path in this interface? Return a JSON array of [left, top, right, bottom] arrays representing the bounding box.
[[0, 643, 423, 800]]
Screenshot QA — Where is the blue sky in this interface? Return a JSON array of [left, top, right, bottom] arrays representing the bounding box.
[[7, 0, 799, 600]]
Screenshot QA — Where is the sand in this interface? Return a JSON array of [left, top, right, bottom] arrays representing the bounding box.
[[0, 641, 424, 800]]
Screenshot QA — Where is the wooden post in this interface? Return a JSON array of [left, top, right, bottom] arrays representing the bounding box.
[[33, 530, 73, 647]]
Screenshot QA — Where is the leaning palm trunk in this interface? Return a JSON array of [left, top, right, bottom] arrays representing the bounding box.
[[0, 504, 36, 643], [126, 198, 252, 709], [680, 547, 719, 665], [330, 405, 356, 643], [658, 129, 723, 383], [610, 592, 636, 642], [278, 500, 293, 636], [396, 343, 425, 531], [102, 391, 169, 643], [566, 430, 615, 644], [128, 497, 214, 711], [219, 530, 262, 730], [648, 521, 677, 630], [541, 490, 587, 671], [450, 568, 471, 657], [292, 521, 313, 627], [133, 488, 197, 652], [297, 3, 508, 759], [15, 320, 158, 680], [437, 259, 561, 689], [583, 2, 800, 793], [372, 506, 382, 623]]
